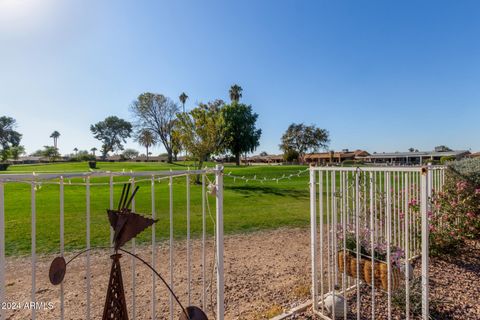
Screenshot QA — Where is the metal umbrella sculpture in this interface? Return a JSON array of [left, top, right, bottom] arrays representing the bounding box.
[[49, 183, 208, 320]]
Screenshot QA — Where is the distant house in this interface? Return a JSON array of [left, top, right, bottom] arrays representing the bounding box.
[[364, 150, 470, 165], [242, 154, 284, 164], [470, 152, 480, 159], [304, 149, 370, 165], [7, 156, 48, 164]]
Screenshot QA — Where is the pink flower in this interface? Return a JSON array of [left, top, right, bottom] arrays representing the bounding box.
[[475, 188, 480, 195], [399, 212, 405, 220], [456, 181, 467, 191], [466, 212, 475, 219], [450, 231, 455, 236], [427, 211, 433, 218], [429, 225, 436, 232]]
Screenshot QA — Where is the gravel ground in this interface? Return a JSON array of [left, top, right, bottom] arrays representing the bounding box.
[[297, 240, 480, 320], [3, 230, 479, 320], [3, 228, 311, 320]]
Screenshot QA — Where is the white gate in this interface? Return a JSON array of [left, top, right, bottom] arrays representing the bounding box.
[[0, 166, 224, 320], [310, 165, 444, 320]]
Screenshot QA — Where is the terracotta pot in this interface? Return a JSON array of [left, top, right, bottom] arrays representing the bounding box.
[[337, 251, 353, 277], [350, 256, 366, 280], [364, 260, 401, 291], [364, 260, 382, 288], [379, 263, 401, 291]]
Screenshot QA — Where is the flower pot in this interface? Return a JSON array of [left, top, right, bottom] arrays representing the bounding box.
[[337, 251, 353, 277], [364, 260, 383, 288], [349, 256, 366, 280], [364, 259, 400, 291]]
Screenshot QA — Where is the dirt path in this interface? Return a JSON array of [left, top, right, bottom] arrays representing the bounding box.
[[3, 228, 311, 320]]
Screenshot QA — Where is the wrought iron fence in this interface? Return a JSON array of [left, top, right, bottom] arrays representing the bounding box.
[[310, 165, 445, 320], [0, 166, 225, 320]]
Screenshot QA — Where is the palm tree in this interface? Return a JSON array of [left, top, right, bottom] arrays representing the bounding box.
[[73, 147, 78, 155], [91, 147, 97, 156], [179, 92, 188, 113], [135, 129, 156, 161], [50, 131, 60, 149], [229, 84, 243, 102]]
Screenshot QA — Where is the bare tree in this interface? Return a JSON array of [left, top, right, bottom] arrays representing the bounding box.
[[130, 93, 180, 163]]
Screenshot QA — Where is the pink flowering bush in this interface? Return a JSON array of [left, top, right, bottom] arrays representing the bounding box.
[[429, 159, 480, 255]]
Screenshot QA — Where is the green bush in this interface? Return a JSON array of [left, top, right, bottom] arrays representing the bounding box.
[[283, 149, 299, 162], [0, 163, 9, 171], [440, 155, 456, 164], [429, 160, 480, 255]]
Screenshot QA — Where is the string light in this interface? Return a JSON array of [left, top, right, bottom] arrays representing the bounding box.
[[223, 168, 310, 183]]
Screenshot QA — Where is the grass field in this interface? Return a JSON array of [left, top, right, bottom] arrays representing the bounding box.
[[1, 161, 310, 255]]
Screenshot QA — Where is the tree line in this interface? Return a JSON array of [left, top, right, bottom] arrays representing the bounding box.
[[89, 84, 262, 167], [0, 84, 331, 167]]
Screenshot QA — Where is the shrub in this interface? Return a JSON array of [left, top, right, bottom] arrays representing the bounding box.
[[0, 163, 9, 171], [440, 155, 455, 164], [283, 149, 299, 162], [88, 161, 97, 169], [429, 159, 480, 255]]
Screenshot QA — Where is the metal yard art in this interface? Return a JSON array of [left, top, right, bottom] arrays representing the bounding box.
[[48, 183, 208, 320]]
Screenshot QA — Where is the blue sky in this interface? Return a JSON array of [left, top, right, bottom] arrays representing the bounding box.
[[1, 0, 479, 156]]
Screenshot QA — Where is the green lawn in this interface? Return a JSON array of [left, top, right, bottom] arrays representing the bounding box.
[[1, 161, 311, 255]]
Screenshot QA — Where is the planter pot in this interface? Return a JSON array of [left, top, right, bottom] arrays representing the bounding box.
[[350, 256, 366, 280], [338, 251, 353, 277], [338, 251, 367, 280], [364, 259, 400, 291]]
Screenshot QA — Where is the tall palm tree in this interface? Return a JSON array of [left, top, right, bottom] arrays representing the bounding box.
[[91, 147, 97, 156], [179, 92, 188, 113], [73, 147, 78, 155], [135, 129, 157, 161], [229, 84, 243, 102], [50, 131, 60, 149]]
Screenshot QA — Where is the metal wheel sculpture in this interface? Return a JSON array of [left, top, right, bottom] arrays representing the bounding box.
[[48, 183, 208, 320]]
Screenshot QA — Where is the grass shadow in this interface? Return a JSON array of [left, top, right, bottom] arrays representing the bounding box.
[[226, 185, 308, 199]]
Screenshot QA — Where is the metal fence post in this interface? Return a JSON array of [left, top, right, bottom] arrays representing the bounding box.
[[421, 167, 430, 319], [310, 167, 318, 311], [215, 165, 225, 320]]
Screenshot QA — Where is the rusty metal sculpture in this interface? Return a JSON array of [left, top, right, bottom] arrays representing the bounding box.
[[49, 183, 208, 320]]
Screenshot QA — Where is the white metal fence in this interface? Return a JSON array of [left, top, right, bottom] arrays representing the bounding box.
[[0, 166, 225, 320], [310, 165, 445, 320]]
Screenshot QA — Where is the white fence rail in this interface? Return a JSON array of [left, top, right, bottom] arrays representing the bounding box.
[[310, 165, 445, 320], [0, 167, 225, 320]]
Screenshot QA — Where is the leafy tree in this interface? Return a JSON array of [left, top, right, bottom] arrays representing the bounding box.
[[283, 148, 299, 162], [43, 146, 60, 162], [9, 145, 26, 160], [30, 149, 44, 157], [73, 147, 78, 155], [175, 100, 226, 182], [0, 116, 22, 162], [259, 151, 269, 156], [408, 147, 415, 152], [72, 150, 94, 161], [121, 148, 139, 160], [222, 102, 262, 166], [179, 92, 188, 113], [135, 129, 156, 161], [279, 123, 329, 161], [229, 84, 243, 102], [435, 145, 452, 152], [90, 116, 133, 158], [130, 92, 179, 163], [90, 147, 97, 156], [50, 131, 60, 149]]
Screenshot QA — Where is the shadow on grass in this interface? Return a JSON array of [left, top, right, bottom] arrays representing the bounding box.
[[226, 185, 308, 199]]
